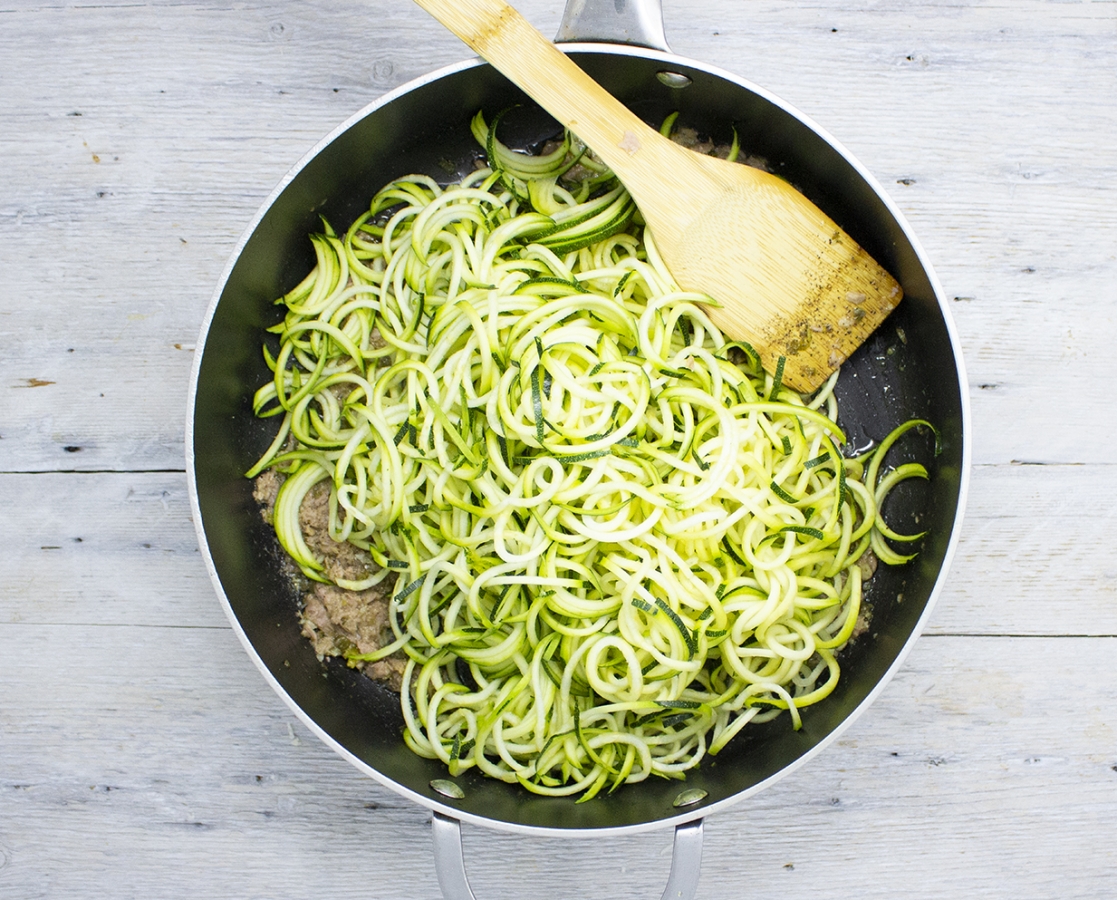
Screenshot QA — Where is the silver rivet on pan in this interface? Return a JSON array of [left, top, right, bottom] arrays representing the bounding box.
[[656, 71, 693, 89], [672, 788, 708, 808], [430, 779, 465, 800]]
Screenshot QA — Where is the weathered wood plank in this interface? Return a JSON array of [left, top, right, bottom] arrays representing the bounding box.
[[932, 461, 1117, 637], [1, 626, 1114, 898], [2, 0, 1115, 470], [3, 463, 1115, 637], [3, 1, 1116, 898], [0, 472, 223, 629]]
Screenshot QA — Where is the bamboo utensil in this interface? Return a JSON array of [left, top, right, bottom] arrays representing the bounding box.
[[411, 0, 902, 392]]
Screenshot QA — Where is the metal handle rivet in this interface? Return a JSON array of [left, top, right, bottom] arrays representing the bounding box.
[[672, 787, 708, 808], [430, 779, 465, 799], [656, 71, 693, 89]]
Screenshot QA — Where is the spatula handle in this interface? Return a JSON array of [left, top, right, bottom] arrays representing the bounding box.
[[412, 0, 666, 184]]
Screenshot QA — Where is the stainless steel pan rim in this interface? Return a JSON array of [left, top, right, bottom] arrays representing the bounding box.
[[187, 1, 970, 894]]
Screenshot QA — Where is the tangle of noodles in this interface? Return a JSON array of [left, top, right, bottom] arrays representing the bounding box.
[[247, 111, 935, 800]]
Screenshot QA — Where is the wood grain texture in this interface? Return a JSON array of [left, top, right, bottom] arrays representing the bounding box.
[[2, 466, 1113, 637], [2, 0, 1116, 897], [0, 0, 1113, 470], [2, 625, 1114, 898]]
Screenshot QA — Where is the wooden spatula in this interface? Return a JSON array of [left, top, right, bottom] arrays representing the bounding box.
[[412, 0, 903, 392]]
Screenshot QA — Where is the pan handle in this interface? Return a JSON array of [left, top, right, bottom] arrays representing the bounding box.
[[555, 0, 671, 53], [432, 812, 704, 900]]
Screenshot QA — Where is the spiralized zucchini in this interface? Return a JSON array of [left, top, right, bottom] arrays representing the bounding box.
[[248, 111, 934, 800]]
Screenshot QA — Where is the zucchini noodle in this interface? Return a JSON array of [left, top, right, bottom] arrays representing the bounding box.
[[248, 111, 936, 801]]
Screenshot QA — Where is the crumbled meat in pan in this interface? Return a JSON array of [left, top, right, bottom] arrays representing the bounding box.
[[253, 471, 404, 691], [858, 549, 879, 582], [252, 468, 283, 523], [302, 581, 405, 691], [296, 481, 376, 584], [668, 125, 771, 171]]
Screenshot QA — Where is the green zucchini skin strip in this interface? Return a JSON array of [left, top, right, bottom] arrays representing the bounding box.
[[247, 113, 934, 799]]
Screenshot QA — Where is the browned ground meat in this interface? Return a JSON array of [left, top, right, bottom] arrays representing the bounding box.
[[253, 470, 405, 691], [668, 125, 771, 172], [252, 468, 283, 522], [850, 550, 878, 639], [296, 481, 378, 584], [301, 581, 405, 690]]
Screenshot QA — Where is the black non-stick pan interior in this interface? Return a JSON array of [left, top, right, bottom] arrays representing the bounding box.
[[191, 48, 965, 832]]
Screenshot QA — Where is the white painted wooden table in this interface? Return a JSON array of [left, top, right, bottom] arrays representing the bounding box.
[[2, 1, 1115, 897]]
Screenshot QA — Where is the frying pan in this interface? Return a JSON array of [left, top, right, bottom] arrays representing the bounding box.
[[187, 1, 970, 896]]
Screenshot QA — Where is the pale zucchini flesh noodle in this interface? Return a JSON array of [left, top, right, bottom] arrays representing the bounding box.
[[247, 111, 935, 801]]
